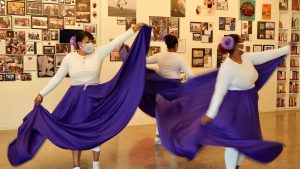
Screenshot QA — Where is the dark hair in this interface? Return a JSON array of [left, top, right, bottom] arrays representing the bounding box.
[[164, 34, 178, 49], [218, 34, 241, 55], [74, 31, 94, 49]]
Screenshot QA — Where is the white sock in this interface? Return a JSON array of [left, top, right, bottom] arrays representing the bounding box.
[[93, 161, 100, 169], [73, 167, 80, 169], [225, 148, 239, 169]]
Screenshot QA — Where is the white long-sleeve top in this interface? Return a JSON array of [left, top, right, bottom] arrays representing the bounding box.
[[39, 28, 135, 97], [206, 46, 291, 119], [146, 52, 194, 79]]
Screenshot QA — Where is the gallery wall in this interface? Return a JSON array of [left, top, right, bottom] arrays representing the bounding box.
[[0, 0, 281, 130]]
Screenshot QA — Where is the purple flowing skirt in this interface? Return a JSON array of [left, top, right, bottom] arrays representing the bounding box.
[[7, 26, 152, 166], [147, 56, 286, 163]]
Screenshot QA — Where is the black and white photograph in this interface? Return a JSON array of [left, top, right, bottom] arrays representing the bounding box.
[[171, 0, 186, 17], [32, 16, 48, 29], [13, 16, 31, 29], [23, 55, 37, 71], [263, 45, 274, 51], [60, 5, 75, 17], [26, 29, 42, 41], [43, 3, 60, 16], [56, 43, 71, 54], [26, 1, 43, 15], [37, 55, 55, 77], [43, 46, 55, 54], [42, 30, 50, 41], [26, 42, 36, 55], [0, 16, 12, 30], [193, 33, 201, 41], [50, 29, 59, 41], [108, 0, 136, 17], [48, 17, 64, 29]]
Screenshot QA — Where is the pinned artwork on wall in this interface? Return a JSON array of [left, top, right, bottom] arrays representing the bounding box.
[[217, 0, 228, 10], [257, 21, 275, 40], [26, 29, 42, 41], [37, 55, 55, 77], [190, 22, 213, 43], [241, 21, 252, 41], [6, 30, 26, 54], [171, 0, 186, 17], [76, 0, 91, 23], [196, 0, 216, 16], [177, 39, 186, 53], [292, 0, 300, 11], [56, 43, 71, 54], [192, 48, 212, 68], [48, 17, 64, 29], [262, 4, 271, 20], [108, 0, 136, 18], [60, 5, 75, 17], [219, 17, 236, 31], [83, 23, 96, 34], [23, 55, 37, 71], [263, 45, 274, 51], [239, 0, 255, 21], [149, 16, 180, 41]]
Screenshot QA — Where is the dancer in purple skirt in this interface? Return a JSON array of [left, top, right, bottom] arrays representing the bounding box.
[[33, 23, 145, 169]]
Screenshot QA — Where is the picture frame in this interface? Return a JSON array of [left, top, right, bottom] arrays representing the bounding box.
[[43, 46, 55, 54], [203, 48, 212, 68], [13, 16, 31, 29], [190, 22, 202, 32], [32, 16, 48, 29], [60, 5, 75, 17], [4, 55, 23, 73], [50, 29, 59, 41], [42, 30, 50, 41], [48, 17, 64, 29], [149, 16, 180, 41], [23, 55, 37, 71], [0, 0, 5, 15], [7, 1, 25, 15], [64, 17, 76, 25], [193, 33, 201, 41], [5, 73, 16, 81], [253, 45, 263, 52], [37, 55, 55, 77], [56, 43, 71, 54], [192, 58, 204, 67], [263, 45, 275, 51], [171, 0, 186, 17], [26, 1, 42, 15], [125, 17, 136, 30], [26, 29, 42, 41], [26, 42, 36, 55], [148, 46, 161, 57], [108, 0, 136, 18], [192, 48, 204, 67], [240, 0, 255, 20], [0, 16, 12, 30], [219, 17, 236, 31], [0, 73, 4, 81], [55, 55, 65, 67], [241, 21, 253, 41], [43, 3, 60, 16], [76, 0, 91, 23], [83, 23, 97, 34], [177, 39, 186, 53], [117, 18, 126, 25], [20, 73, 32, 81], [257, 21, 275, 40]]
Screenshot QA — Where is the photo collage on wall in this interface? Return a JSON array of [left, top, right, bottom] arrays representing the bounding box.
[[257, 21, 275, 40], [190, 22, 213, 43], [0, 0, 96, 81], [149, 16, 180, 41], [192, 48, 212, 68]]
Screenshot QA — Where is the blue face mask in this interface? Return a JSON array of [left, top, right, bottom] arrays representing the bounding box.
[[80, 42, 94, 54]]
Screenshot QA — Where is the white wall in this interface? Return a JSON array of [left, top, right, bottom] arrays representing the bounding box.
[[0, 0, 280, 130]]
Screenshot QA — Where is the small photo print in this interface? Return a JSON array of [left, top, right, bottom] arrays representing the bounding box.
[[193, 33, 201, 41], [5, 73, 16, 81], [26, 29, 42, 41], [55, 55, 65, 67], [13, 16, 31, 29], [48, 17, 64, 29], [190, 22, 202, 32], [26, 1, 42, 15], [42, 30, 50, 41], [32, 16, 48, 29], [83, 24, 96, 34], [43, 3, 60, 16], [192, 58, 204, 67], [20, 73, 32, 81], [60, 5, 75, 17], [37, 55, 55, 77], [253, 45, 263, 52], [263, 45, 274, 51], [56, 43, 71, 54], [0, 16, 12, 30], [219, 17, 236, 31], [148, 46, 161, 57], [7, 1, 25, 15], [64, 17, 75, 25], [50, 29, 59, 41], [43, 46, 55, 54], [26, 42, 36, 55]]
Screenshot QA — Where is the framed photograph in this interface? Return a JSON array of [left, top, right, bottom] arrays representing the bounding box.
[[60, 5, 75, 17], [20, 73, 32, 81], [43, 46, 55, 54], [171, 0, 186, 17], [4, 55, 23, 73], [23, 55, 37, 71], [0, 74, 4, 81], [263, 45, 274, 51], [26, 1, 42, 15], [192, 48, 205, 58], [280, 0, 288, 11], [292, 0, 300, 10], [240, 0, 255, 21], [253, 45, 263, 52], [257, 21, 275, 40], [37, 55, 55, 77], [26, 42, 36, 55], [168, 17, 179, 38], [262, 4, 271, 20], [219, 17, 236, 31], [117, 18, 126, 25], [193, 33, 201, 41], [83, 24, 97, 34], [7, 1, 25, 15], [245, 45, 251, 52], [217, 0, 228, 10], [192, 58, 204, 67], [13, 16, 31, 29], [177, 39, 186, 53], [5, 73, 16, 81], [42, 30, 50, 41], [190, 22, 202, 32], [0, 16, 12, 29], [148, 46, 161, 57], [76, 12, 91, 23], [241, 21, 253, 41], [32, 16, 48, 29], [55, 55, 65, 67], [43, 3, 60, 16], [203, 48, 212, 68], [48, 17, 64, 29], [125, 17, 136, 30], [56, 43, 71, 54], [64, 17, 76, 25], [108, 0, 136, 17], [0, 0, 5, 15], [27, 29, 42, 41], [149, 16, 179, 41], [50, 29, 59, 41]]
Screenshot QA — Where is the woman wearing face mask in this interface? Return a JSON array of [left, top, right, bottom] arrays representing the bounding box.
[[33, 23, 145, 169], [154, 34, 293, 169]]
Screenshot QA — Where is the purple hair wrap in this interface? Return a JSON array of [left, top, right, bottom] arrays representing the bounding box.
[[70, 36, 78, 49], [222, 36, 235, 50]]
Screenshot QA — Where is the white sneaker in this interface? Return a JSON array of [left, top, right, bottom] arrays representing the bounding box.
[[154, 136, 162, 145], [93, 161, 100, 169]]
